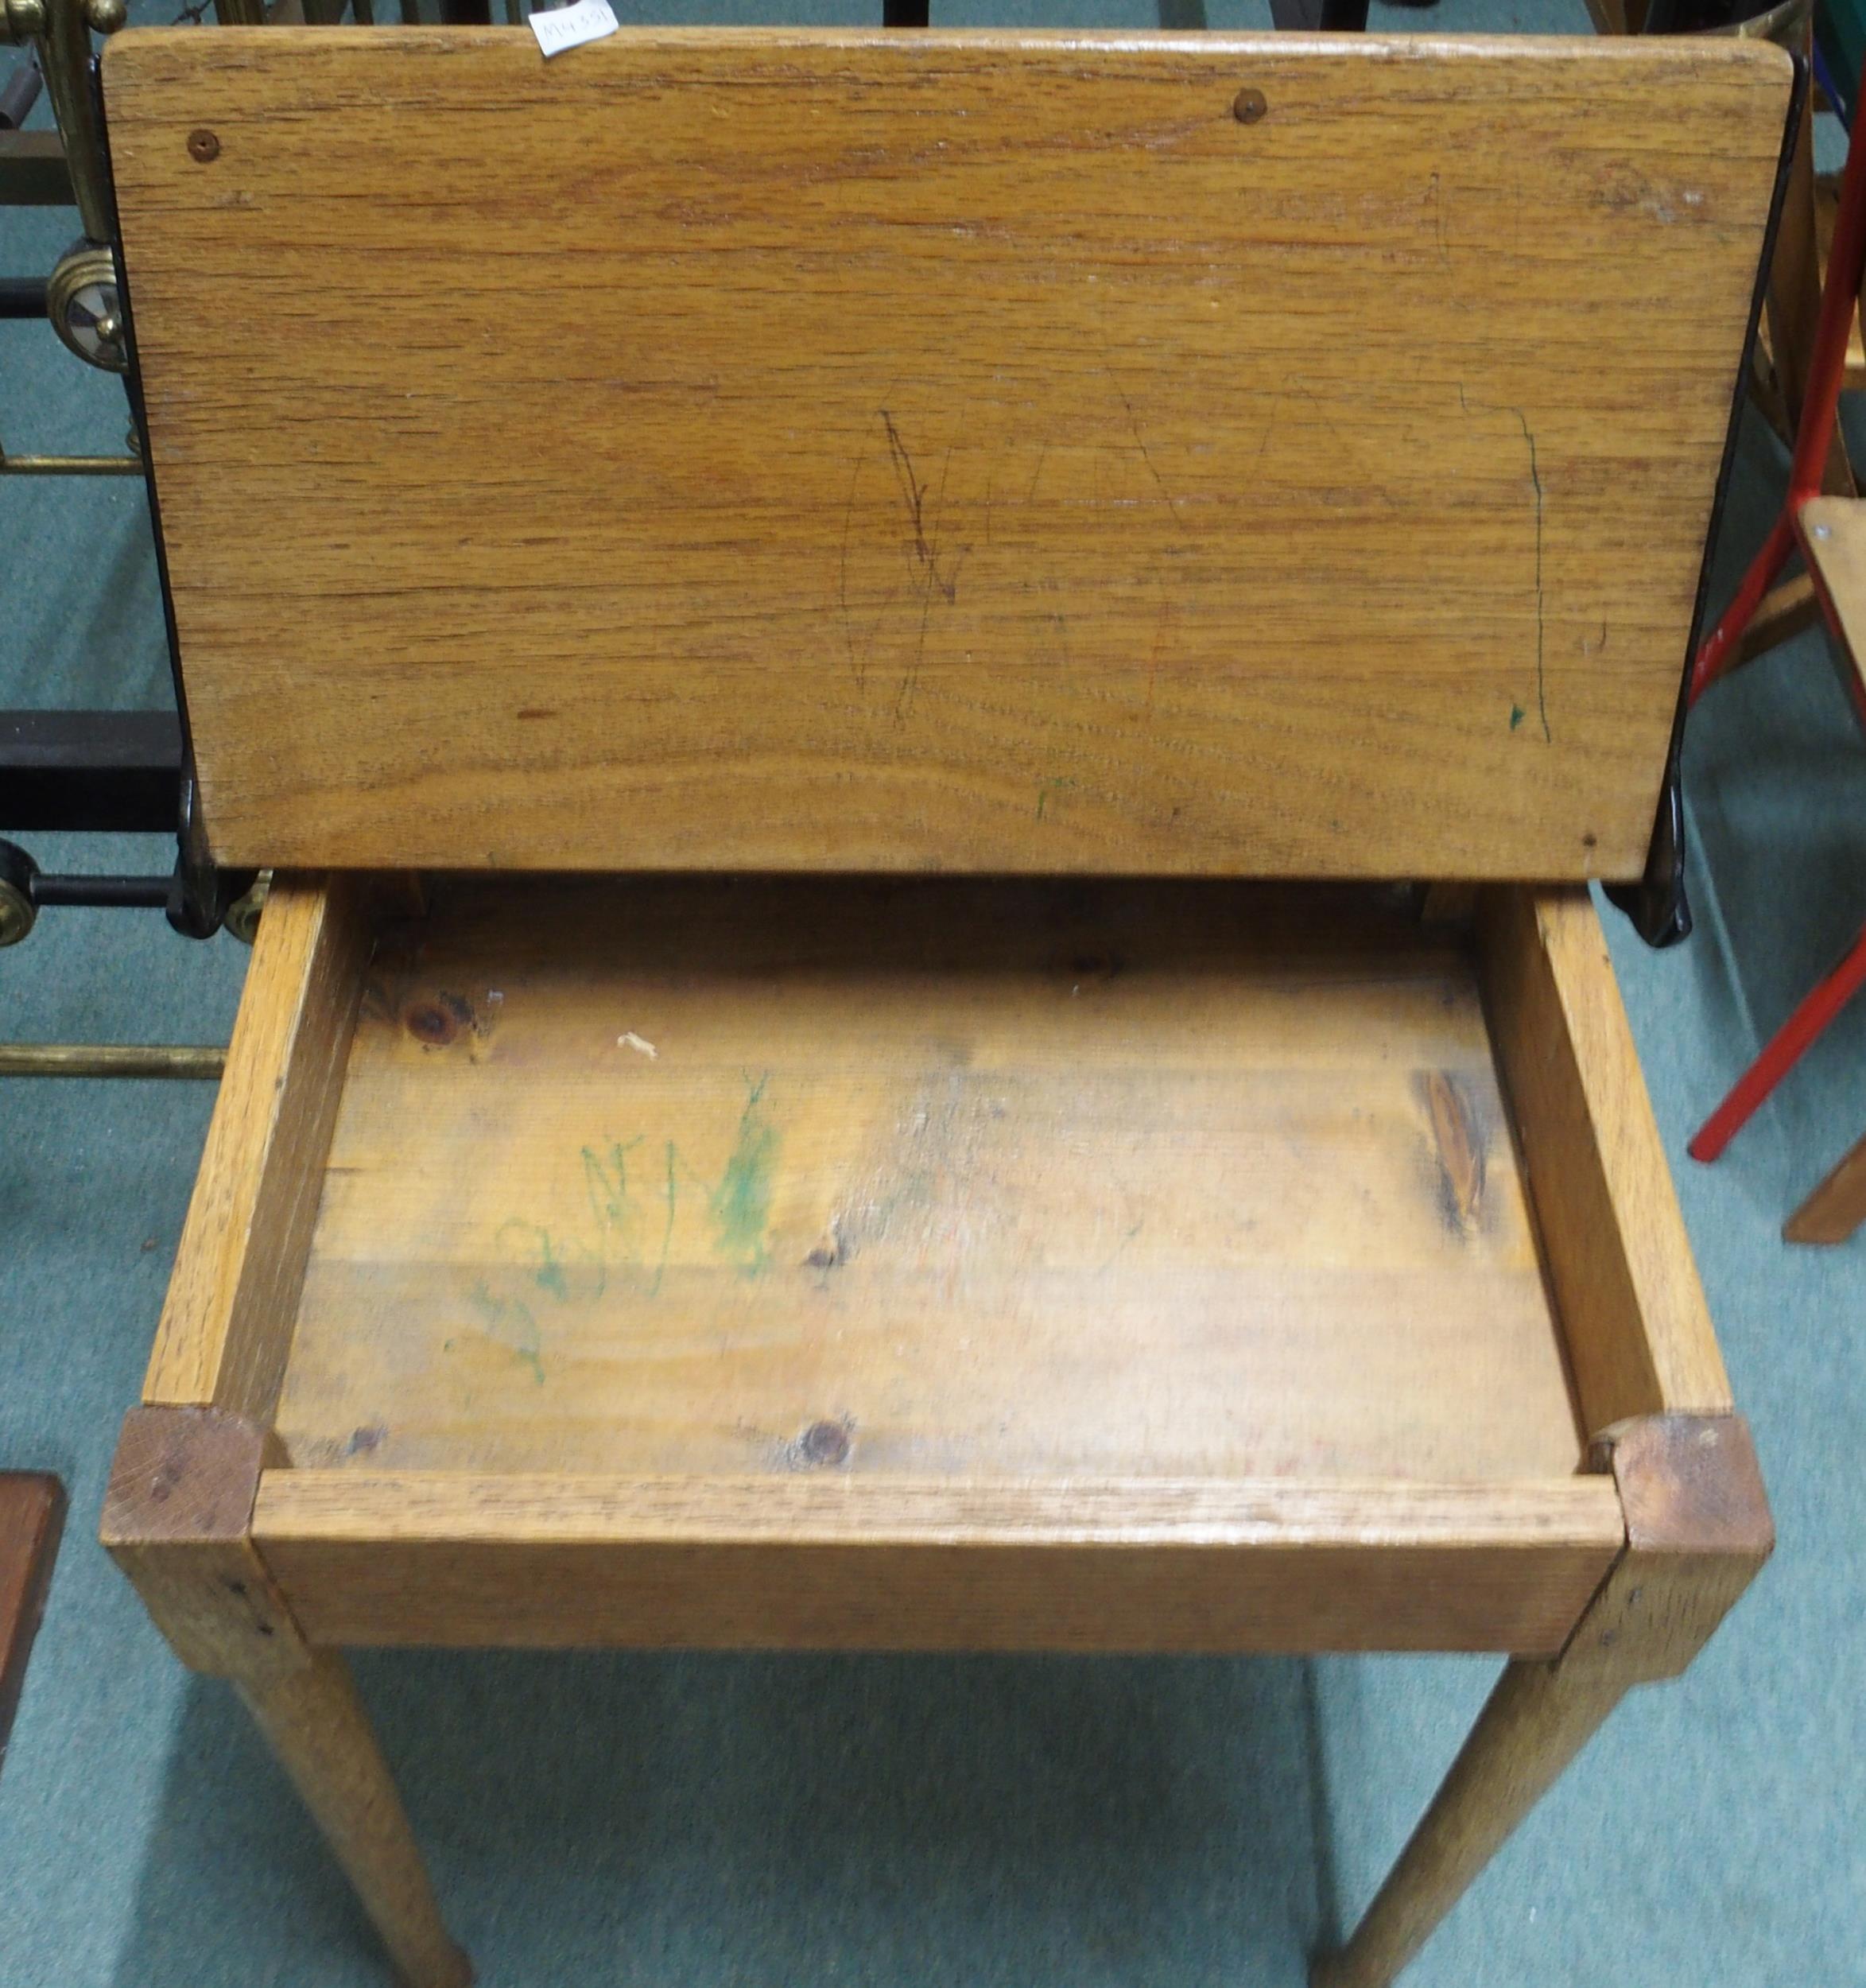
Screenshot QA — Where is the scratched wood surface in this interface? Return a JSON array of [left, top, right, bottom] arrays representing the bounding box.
[[274, 877, 1585, 1481], [105, 30, 1790, 878]]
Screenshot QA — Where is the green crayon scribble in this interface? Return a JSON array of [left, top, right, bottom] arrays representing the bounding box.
[[496, 1216, 601, 1305], [711, 1073, 778, 1276], [530, 1226, 568, 1300], [467, 1279, 545, 1385], [651, 1138, 678, 1297], [581, 1136, 643, 1231], [1035, 776, 1077, 821]]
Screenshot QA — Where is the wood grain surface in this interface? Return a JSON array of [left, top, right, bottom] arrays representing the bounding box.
[[102, 1404, 308, 1683], [252, 1469, 1626, 1654], [105, 29, 1789, 877], [237, 1654, 473, 1988], [1478, 887, 1730, 1432], [272, 877, 1586, 1484], [1802, 495, 1866, 705], [142, 877, 371, 1418], [1784, 1127, 1866, 1244], [100, 1406, 471, 1988]]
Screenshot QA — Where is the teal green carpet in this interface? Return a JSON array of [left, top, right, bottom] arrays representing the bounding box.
[[2, 3, 1861, 1983]]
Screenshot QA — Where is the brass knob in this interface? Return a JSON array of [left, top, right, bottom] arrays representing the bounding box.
[[0, 843, 39, 949], [0, 885, 34, 949], [47, 242, 128, 374], [87, 0, 126, 31], [1, 0, 49, 48]]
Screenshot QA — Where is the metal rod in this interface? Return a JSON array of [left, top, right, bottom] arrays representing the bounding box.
[[0, 49, 44, 130], [29, 0, 118, 246], [0, 709, 183, 834], [1268, 0, 1370, 24], [0, 129, 72, 205], [0, 1043, 225, 1078], [31, 872, 170, 908], [1689, 922, 1866, 1160], [0, 451, 142, 475], [0, 275, 46, 317]]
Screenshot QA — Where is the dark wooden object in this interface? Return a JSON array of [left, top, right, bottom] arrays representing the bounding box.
[[0, 1473, 66, 1778]]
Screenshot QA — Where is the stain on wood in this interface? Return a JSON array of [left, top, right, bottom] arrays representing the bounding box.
[[792, 1419, 855, 1470], [1418, 1070, 1488, 1239]]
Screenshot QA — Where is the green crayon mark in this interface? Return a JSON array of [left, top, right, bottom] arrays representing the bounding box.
[[496, 1216, 599, 1305], [647, 1139, 677, 1298], [711, 1074, 779, 1276], [581, 1135, 643, 1231], [1035, 776, 1078, 821], [532, 1230, 568, 1301], [467, 1279, 545, 1385]]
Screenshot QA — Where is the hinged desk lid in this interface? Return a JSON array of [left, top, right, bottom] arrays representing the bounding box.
[[105, 29, 1790, 879]]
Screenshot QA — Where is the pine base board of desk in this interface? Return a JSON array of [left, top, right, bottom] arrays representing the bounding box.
[[99, 875, 1769, 1988]]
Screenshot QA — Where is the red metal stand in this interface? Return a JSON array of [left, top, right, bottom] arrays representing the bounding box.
[[1689, 924, 1866, 1160], [1686, 66, 1866, 1163], [1691, 73, 1866, 705]]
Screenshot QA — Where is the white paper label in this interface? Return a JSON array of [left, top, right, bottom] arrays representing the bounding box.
[[530, 0, 618, 59]]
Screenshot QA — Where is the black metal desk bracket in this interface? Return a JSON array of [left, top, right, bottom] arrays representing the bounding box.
[[0, 711, 259, 948]]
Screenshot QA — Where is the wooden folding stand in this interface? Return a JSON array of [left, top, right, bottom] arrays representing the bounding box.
[[95, 28, 1792, 1986], [1685, 60, 1866, 1232]]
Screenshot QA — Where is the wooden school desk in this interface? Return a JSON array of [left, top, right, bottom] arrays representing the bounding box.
[[95, 28, 1790, 1985]]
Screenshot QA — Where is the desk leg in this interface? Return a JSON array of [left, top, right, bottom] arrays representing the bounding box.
[[103, 1405, 471, 1988], [238, 1650, 471, 1988], [1310, 1415, 1771, 1988], [1309, 1660, 1627, 1988]]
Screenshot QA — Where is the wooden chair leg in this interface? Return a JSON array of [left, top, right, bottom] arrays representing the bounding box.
[[102, 1406, 471, 1988], [1784, 1127, 1866, 1244], [1310, 1415, 1771, 1988], [1736, 570, 1822, 668]]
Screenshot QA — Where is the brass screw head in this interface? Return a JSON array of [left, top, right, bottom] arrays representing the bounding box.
[[187, 129, 220, 165], [1232, 87, 1267, 125], [223, 872, 270, 947]]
